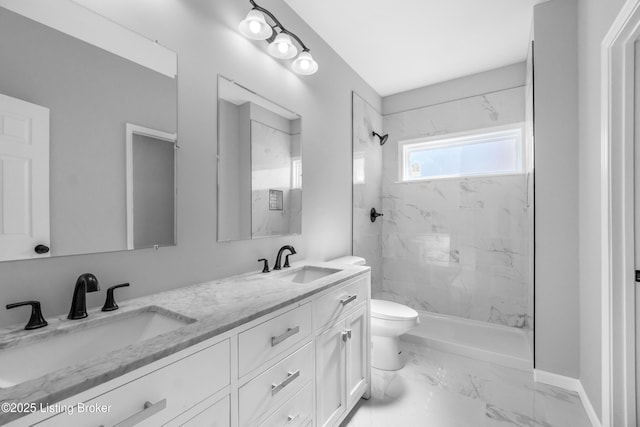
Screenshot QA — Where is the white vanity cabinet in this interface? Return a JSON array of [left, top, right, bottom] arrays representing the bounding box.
[[5, 269, 370, 427], [314, 275, 371, 427], [30, 337, 231, 427]]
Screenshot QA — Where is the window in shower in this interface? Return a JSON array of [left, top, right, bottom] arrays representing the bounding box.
[[399, 124, 524, 182]]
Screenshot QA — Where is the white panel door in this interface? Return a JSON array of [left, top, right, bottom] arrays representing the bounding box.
[[0, 93, 50, 261]]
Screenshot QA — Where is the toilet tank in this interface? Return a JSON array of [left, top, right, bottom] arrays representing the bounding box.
[[328, 256, 366, 266]]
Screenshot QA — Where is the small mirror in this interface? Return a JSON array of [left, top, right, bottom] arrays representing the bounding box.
[[217, 76, 302, 242]]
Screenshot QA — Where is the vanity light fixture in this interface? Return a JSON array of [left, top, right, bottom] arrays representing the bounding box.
[[239, 0, 318, 75]]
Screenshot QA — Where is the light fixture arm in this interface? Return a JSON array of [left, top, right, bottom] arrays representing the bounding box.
[[249, 0, 310, 52]]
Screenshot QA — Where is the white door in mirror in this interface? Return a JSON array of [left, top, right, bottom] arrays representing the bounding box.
[[0, 93, 50, 261]]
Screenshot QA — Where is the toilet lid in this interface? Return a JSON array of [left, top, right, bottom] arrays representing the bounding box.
[[371, 299, 419, 321]]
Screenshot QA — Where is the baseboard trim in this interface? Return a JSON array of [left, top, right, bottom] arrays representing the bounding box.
[[533, 369, 601, 427]]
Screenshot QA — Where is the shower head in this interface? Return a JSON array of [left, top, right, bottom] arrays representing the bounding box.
[[372, 131, 388, 146]]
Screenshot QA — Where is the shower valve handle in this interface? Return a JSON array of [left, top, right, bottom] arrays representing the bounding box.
[[370, 208, 383, 223]]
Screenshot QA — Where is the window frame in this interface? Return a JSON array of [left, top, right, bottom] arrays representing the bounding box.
[[398, 123, 525, 183]]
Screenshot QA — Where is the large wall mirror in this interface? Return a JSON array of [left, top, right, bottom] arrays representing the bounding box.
[[217, 76, 302, 242], [0, 1, 178, 261]]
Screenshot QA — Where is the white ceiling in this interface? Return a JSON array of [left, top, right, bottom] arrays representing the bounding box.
[[283, 0, 538, 97]]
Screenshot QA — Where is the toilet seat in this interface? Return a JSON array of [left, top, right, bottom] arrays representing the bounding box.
[[371, 299, 419, 321]]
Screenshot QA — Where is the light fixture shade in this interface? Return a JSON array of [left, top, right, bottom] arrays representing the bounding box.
[[239, 10, 273, 40], [268, 33, 298, 59], [292, 51, 318, 75]]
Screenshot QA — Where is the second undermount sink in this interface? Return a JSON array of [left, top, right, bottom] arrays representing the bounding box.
[[0, 307, 194, 388], [277, 266, 342, 284]]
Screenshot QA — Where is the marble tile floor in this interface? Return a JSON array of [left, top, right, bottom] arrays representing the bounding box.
[[342, 340, 591, 427]]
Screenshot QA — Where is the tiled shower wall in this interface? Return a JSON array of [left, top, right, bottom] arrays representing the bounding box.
[[378, 87, 533, 329]]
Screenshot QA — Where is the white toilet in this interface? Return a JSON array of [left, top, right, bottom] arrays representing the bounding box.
[[329, 256, 420, 371]]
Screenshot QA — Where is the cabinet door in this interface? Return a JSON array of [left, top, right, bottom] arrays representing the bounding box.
[[315, 321, 346, 427], [346, 305, 368, 409]]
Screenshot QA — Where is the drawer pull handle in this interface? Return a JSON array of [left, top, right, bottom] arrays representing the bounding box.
[[113, 398, 167, 427], [340, 294, 357, 306], [271, 326, 300, 347], [272, 369, 300, 395], [288, 414, 299, 423]]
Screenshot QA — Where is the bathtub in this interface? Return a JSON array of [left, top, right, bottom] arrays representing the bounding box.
[[402, 310, 532, 370]]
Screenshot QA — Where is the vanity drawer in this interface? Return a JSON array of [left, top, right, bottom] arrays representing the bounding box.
[[36, 339, 230, 427], [258, 383, 312, 427], [238, 303, 311, 377], [239, 342, 313, 426], [314, 276, 368, 329], [178, 394, 230, 427]]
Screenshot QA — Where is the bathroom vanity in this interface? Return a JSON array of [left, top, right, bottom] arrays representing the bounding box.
[[0, 262, 370, 427]]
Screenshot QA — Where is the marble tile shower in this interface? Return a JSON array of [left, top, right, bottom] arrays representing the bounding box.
[[379, 174, 532, 328], [379, 87, 532, 329]]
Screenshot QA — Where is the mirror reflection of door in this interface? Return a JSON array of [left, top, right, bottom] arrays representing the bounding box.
[[0, 93, 50, 261], [125, 124, 176, 250]]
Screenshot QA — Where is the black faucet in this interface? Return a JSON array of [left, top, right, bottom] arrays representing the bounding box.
[[274, 245, 296, 270], [68, 273, 100, 320]]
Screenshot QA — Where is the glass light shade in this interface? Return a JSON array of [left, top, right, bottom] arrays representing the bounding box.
[[267, 33, 297, 59], [238, 10, 273, 40], [292, 51, 318, 75]]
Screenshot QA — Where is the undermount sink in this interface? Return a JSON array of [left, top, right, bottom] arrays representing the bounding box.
[[277, 266, 342, 284], [0, 308, 194, 388]]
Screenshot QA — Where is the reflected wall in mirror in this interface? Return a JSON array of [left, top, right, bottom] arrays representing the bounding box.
[[0, 2, 177, 261], [217, 76, 302, 242], [126, 125, 177, 250]]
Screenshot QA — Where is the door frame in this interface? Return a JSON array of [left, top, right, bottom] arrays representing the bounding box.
[[602, 1, 640, 425]]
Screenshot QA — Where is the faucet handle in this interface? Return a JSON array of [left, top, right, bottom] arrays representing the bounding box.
[[283, 254, 292, 268], [101, 283, 130, 312], [258, 258, 270, 273], [6, 301, 48, 330]]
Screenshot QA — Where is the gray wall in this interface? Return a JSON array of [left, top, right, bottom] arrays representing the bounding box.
[[217, 99, 249, 241], [132, 134, 175, 249], [0, 0, 380, 328], [533, 0, 580, 379], [577, 0, 627, 420], [0, 7, 177, 257]]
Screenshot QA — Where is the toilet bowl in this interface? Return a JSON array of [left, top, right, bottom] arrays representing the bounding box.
[[328, 255, 420, 371], [370, 299, 419, 370]]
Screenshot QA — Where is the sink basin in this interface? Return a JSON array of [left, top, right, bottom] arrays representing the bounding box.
[[277, 266, 342, 284], [0, 308, 193, 388]]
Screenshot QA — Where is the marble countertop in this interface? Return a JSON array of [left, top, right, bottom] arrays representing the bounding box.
[[0, 261, 369, 425]]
